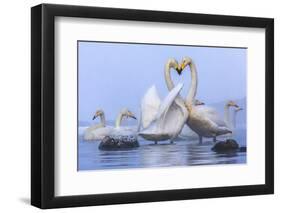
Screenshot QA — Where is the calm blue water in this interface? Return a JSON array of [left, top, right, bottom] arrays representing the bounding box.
[[78, 128, 246, 171]]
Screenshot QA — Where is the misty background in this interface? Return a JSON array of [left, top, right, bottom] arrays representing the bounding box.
[[78, 41, 246, 127]]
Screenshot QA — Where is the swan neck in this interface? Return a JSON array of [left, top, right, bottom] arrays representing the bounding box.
[[224, 104, 231, 128], [115, 112, 124, 128], [164, 61, 185, 104], [100, 113, 106, 127], [164, 62, 175, 91], [186, 62, 198, 105], [233, 111, 238, 128]]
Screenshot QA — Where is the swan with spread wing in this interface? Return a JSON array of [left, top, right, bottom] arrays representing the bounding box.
[[138, 59, 188, 144]]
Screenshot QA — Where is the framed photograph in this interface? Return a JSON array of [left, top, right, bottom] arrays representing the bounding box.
[[31, 3, 274, 209]]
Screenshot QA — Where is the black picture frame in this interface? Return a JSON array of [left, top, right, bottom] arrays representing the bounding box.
[[31, 3, 274, 209]]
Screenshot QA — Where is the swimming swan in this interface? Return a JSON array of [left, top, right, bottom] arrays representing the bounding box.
[[83, 108, 136, 141]]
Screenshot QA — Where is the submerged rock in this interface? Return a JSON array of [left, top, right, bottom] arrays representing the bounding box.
[[239, 146, 247, 152], [99, 136, 139, 150], [212, 139, 240, 153]]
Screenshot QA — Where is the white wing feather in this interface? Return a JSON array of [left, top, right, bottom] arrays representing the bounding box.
[[156, 83, 184, 121], [139, 83, 188, 141], [141, 85, 161, 128]]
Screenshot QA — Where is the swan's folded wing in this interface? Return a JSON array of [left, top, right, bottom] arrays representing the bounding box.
[[141, 85, 161, 129], [156, 83, 184, 121], [196, 105, 226, 127]]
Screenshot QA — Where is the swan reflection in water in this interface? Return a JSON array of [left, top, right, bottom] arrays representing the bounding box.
[[78, 128, 246, 171]]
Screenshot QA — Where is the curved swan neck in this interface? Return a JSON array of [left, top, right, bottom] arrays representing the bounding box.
[[164, 60, 185, 105], [186, 62, 198, 106], [115, 112, 124, 128], [100, 113, 106, 127], [164, 60, 175, 91]]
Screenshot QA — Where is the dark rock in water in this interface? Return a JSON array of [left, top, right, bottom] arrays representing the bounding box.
[[212, 139, 239, 153], [239, 146, 247, 152], [99, 136, 139, 150]]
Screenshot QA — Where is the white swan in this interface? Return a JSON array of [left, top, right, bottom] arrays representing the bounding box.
[[110, 108, 138, 139], [179, 100, 242, 140], [83, 108, 136, 141], [232, 106, 243, 129], [216, 100, 242, 139], [180, 56, 232, 144], [138, 59, 189, 144], [83, 110, 113, 141], [224, 100, 239, 130]]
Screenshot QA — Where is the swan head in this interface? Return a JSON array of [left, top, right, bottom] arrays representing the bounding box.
[[121, 108, 137, 120], [92, 109, 104, 120], [167, 58, 183, 75], [179, 57, 193, 71], [227, 100, 239, 108], [195, 99, 205, 106]]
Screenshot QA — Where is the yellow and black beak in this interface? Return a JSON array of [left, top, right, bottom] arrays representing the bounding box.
[[176, 66, 183, 75], [127, 111, 137, 120], [128, 113, 137, 120]]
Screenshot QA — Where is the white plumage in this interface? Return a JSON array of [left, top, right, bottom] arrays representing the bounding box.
[[139, 83, 188, 142], [83, 108, 137, 141]]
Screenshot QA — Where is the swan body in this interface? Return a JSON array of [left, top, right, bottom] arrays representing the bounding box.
[[83, 108, 137, 141], [177, 100, 205, 140], [110, 125, 138, 139], [179, 100, 242, 141], [104, 108, 138, 141], [187, 105, 231, 139], [84, 126, 114, 141], [83, 110, 113, 141], [179, 56, 232, 143]]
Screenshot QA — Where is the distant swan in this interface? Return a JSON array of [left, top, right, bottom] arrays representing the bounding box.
[[232, 106, 243, 129], [180, 56, 232, 144], [224, 100, 239, 130], [83, 108, 136, 141], [138, 59, 188, 144]]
